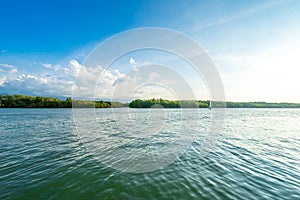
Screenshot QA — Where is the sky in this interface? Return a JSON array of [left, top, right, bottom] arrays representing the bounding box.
[[1, 0, 300, 102]]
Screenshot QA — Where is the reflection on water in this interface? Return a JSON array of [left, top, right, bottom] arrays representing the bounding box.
[[0, 108, 299, 199]]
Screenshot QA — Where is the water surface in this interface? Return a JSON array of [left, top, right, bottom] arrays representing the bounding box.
[[0, 108, 299, 199]]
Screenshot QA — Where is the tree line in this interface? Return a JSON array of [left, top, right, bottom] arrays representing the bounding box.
[[129, 99, 300, 108], [0, 94, 125, 108], [0, 94, 72, 108], [1, 94, 300, 108], [128, 98, 209, 108]]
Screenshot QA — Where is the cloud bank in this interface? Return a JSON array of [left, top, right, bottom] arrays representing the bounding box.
[[0, 58, 199, 102], [0, 60, 125, 98]]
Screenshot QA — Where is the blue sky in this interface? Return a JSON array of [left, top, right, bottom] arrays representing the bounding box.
[[1, 0, 300, 102]]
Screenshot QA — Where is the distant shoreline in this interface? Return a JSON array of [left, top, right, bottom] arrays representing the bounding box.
[[1, 94, 300, 108]]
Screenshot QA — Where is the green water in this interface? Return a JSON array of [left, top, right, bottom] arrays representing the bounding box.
[[0, 108, 299, 199]]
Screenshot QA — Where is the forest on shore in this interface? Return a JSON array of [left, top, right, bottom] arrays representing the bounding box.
[[1, 94, 300, 108], [129, 99, 300, 108], [0, 94, 125, 108]]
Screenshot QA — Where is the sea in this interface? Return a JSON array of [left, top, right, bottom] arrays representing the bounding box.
[[0, 108, 299, 199]]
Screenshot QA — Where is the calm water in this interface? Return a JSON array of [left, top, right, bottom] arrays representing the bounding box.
[[0, 108, 299, 199]]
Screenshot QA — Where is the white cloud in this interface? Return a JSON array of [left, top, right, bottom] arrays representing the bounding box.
[[0, 76, 7, 86], [27, 74, 38, 80], [0, 59, 129, 98], [0, 61, 73, 96], [73, 61, 126, 98], [64, 59, 82, 77], [0, 58, 210, 102], [41, 62, 52, 69], [129, 57, 138, 72], [41, 62, 62, 71], [10, 68, 18, 74], [0, 63, 18, 74], [0, 63, 16, 69], [130, 57, 137, 65]]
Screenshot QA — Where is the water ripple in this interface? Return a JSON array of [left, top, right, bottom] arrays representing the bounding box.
[[0, 108, 300, 199]]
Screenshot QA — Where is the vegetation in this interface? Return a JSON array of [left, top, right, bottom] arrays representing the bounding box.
[[0, 94, 71, 108], [225, 101, 300, 108], [129, 98, 207, 108], [0, 94, 125, 108], [129, 99, 300, 108], [1, 94, 300, 108]]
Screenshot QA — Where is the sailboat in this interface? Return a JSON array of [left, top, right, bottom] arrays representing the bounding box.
[[208, 101, 212, 110]]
